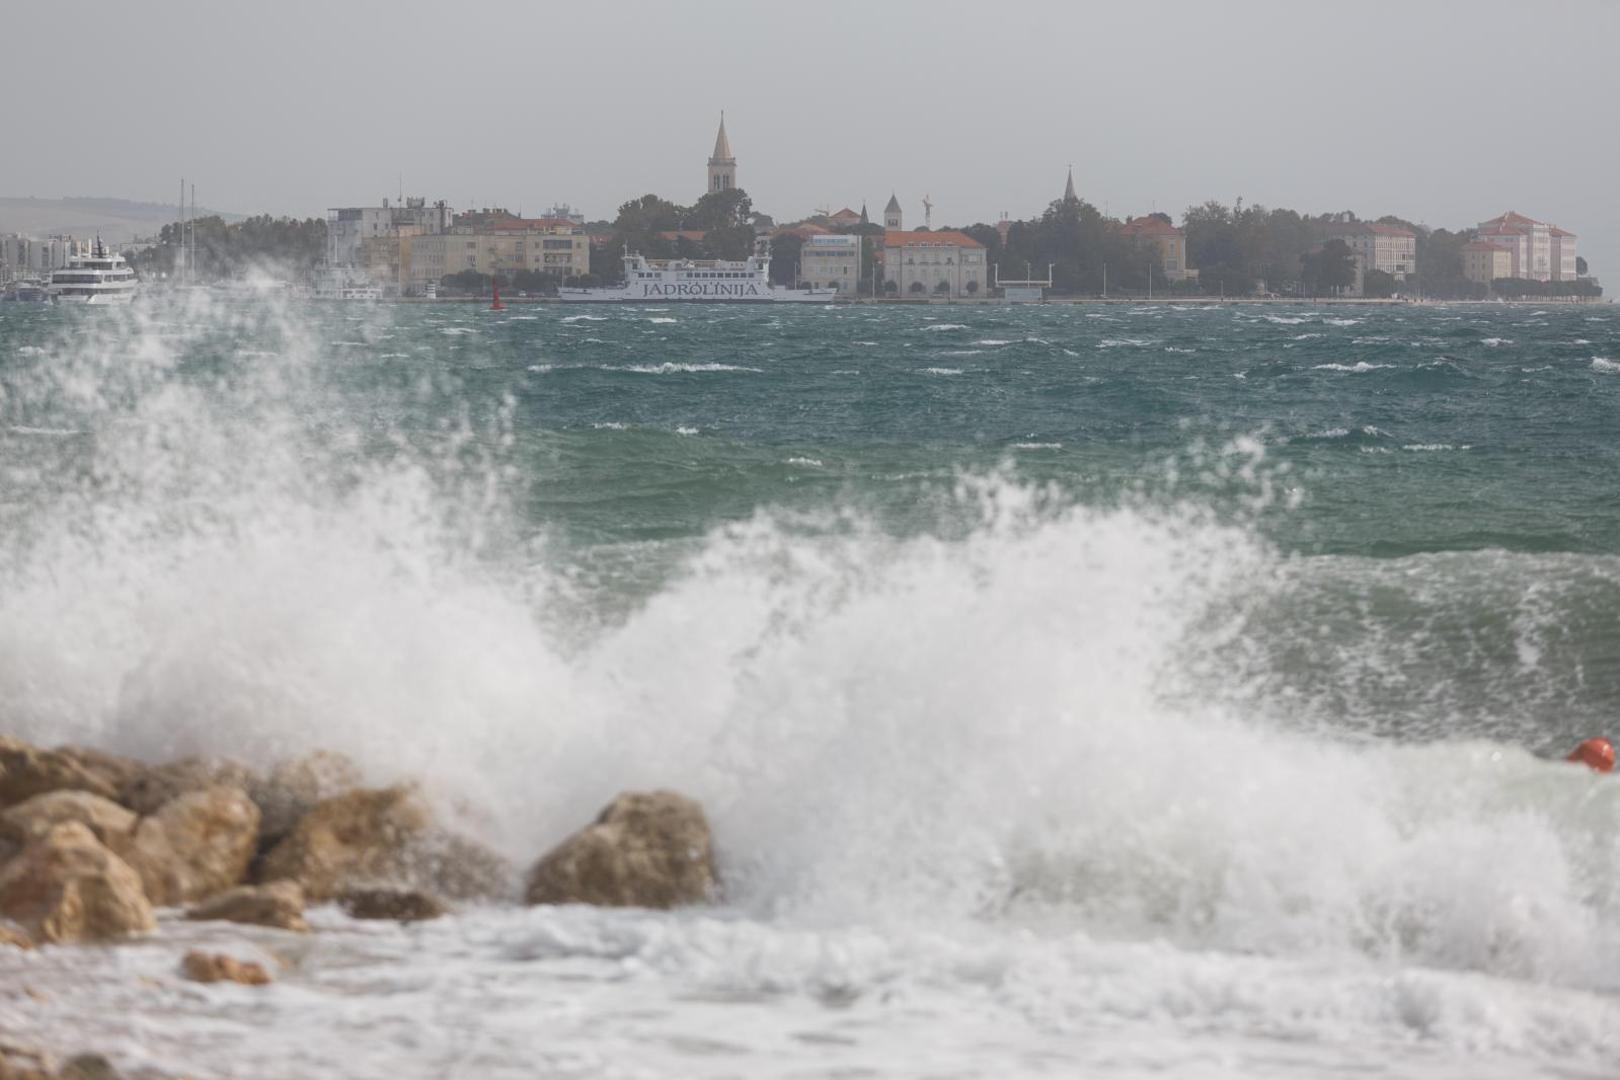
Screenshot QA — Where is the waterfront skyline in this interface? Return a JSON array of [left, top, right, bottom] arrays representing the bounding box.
[[7, 0, 1618, 276]]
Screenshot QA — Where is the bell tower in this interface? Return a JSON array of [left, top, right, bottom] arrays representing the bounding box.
[[884, 193, 902, 230], [707, 113, 737, 194]]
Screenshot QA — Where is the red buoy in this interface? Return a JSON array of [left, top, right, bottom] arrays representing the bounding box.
[[1568, 737, 1614, 773], [490, 279, 505, 311]]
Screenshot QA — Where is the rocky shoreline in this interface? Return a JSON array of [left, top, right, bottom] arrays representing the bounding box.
[[0, 736, 717, 1079]]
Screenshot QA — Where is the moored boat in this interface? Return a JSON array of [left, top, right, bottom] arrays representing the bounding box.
[[47, 239, 138, 305], [560, 241, 835, 303]]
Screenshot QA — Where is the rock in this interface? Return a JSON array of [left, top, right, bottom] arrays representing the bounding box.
[[186, 881, 308, 932], [116, 787, 260, 907], [524, 790, 717, 909], [118, 756, 257, 817], [179, 950, 271, 986], [0, 791, 137, 849], [0, 922, 31, 949], [257, 785, 510, 901], [0, 738, 125, 809], [338, 887, 447, 922], [57, 1054, 120, 1080], [0, 823, 154, 943], [249, 750, 363, 848], [0, 1043, 53, 1080]]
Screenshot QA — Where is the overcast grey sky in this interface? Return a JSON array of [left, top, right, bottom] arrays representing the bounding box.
[[10, 0, 1619, 274]]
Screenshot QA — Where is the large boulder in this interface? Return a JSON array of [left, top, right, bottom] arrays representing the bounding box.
[[115, 787, 260, 906], [0, 822, 154, 943], [180, 950, 271, 986], [524, 791, 717, 909], [338, 887, 447, 922], [0, 791, 137, 849], [0, 922, 31, 949], [0, 738, 131, 809], [249, 751, 363, 849], [186, 882, 308, 933], [118, 756, 257, 817], [257, 785, 510, 901]]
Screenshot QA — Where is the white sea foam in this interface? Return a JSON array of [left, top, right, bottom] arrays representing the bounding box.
[[591, 421, 628, 430], [784, 456, 823, 467], [921, 323, 968, 332], [973, 339, 1012, 346], [1312, 362, 1394, 373], [675, 425, 699, 435], [623, 362, 762, 374], [1098, 338, 1154, 348], [921, 367, 963, 375], [1481, 337, 1514, 347], [1011, 442, 1062, 450], [1263, 315, 1308, 325], [3, 300, 1620, 1079], [1322, 317, 1362, 327], [1591, 357, 1620, 373], [648, 317, 679, 324], [440, 327, 478, 335], [561, 314, 607, 323], [1403, 444, 1471, 452]]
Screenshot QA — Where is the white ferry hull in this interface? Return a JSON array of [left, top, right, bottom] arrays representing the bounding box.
[[563, 245, 838, 303], [52, 290, 136, 306], [559, 283, 834, 303]]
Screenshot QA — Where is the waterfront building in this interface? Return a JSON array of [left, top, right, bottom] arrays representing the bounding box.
[[405, 210, 589, 289], [707, 115, 737, 195], [0, 233, 78, 280], [1118, 216, 1192, 282], [327, 197, 453, 268], [825, 208, 862, 229], [1324, 222, 1417, 279], [798, 233, 862, 293], [881, 230, 986, 297], [1475, 211, 1577, 282], [884, 194, 903, 230], [1462, 239, 1514, 285]]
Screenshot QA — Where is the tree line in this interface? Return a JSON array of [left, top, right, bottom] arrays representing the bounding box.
[[129, 215, 327, 281]]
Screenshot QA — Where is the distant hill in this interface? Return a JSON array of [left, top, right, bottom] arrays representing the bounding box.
[[0, 196, 246, 243]]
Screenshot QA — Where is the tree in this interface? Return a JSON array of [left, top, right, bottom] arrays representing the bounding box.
[[1577, 256, 1589, 276], [933, 279, 951, 295], [1362, 268, 1397, 299], [965, 279, 979, 295], [1301, 239, 1356, 295], [769, 233, 803, 285], [909, 280, 926, 294], [884, 279, 898, 295]]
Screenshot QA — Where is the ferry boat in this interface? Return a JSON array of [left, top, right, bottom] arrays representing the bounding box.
[[559, 242, 835, 303], [48, 239, 138, 305]]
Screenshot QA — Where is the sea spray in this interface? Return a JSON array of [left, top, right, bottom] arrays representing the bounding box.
[[4, 299, 1620, 1076]]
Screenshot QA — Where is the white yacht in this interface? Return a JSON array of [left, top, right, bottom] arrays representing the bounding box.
[[49, 239, 138, 305], [560, 241, 836, 303]]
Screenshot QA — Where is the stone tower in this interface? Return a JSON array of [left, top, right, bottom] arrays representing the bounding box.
[[707, 114, 736, 195], [884, 193, 902, 230]]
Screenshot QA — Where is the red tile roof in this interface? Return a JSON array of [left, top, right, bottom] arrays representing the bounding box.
[[882, 229, 984, 249]]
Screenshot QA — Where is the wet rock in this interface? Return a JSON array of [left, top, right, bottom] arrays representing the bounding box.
[[186, 881, 308, 932], [0, 822, 154, 943], [116, 787, 260, 906], [0, 921, 31, 949], [257, 785, 510, 901], [524, 790, 717, 909], [118, 756, 257, 818], [249, 750, 363, 848], [179, 950, 271, 986], [338, 887, 447, 922], [0, 791, 137, 849], [0, 1042, 53, 1080], [57, 1054, 120, 1080], [0, 738, 126, 809]]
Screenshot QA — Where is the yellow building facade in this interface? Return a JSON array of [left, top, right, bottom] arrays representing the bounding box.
[[405, 212, 590, 289]]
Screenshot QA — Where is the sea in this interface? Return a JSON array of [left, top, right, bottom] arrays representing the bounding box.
[[1, 295, 1618, 1078]]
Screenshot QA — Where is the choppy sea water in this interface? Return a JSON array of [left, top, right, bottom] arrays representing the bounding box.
[[1, 297, 1619, 1078]]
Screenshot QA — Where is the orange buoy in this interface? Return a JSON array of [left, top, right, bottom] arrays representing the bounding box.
[[1567, 737, 1615, 773]]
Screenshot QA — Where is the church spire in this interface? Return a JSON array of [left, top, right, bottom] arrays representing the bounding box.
[[1063, 165, 1077, 203], [707, 113, 736, 194]]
